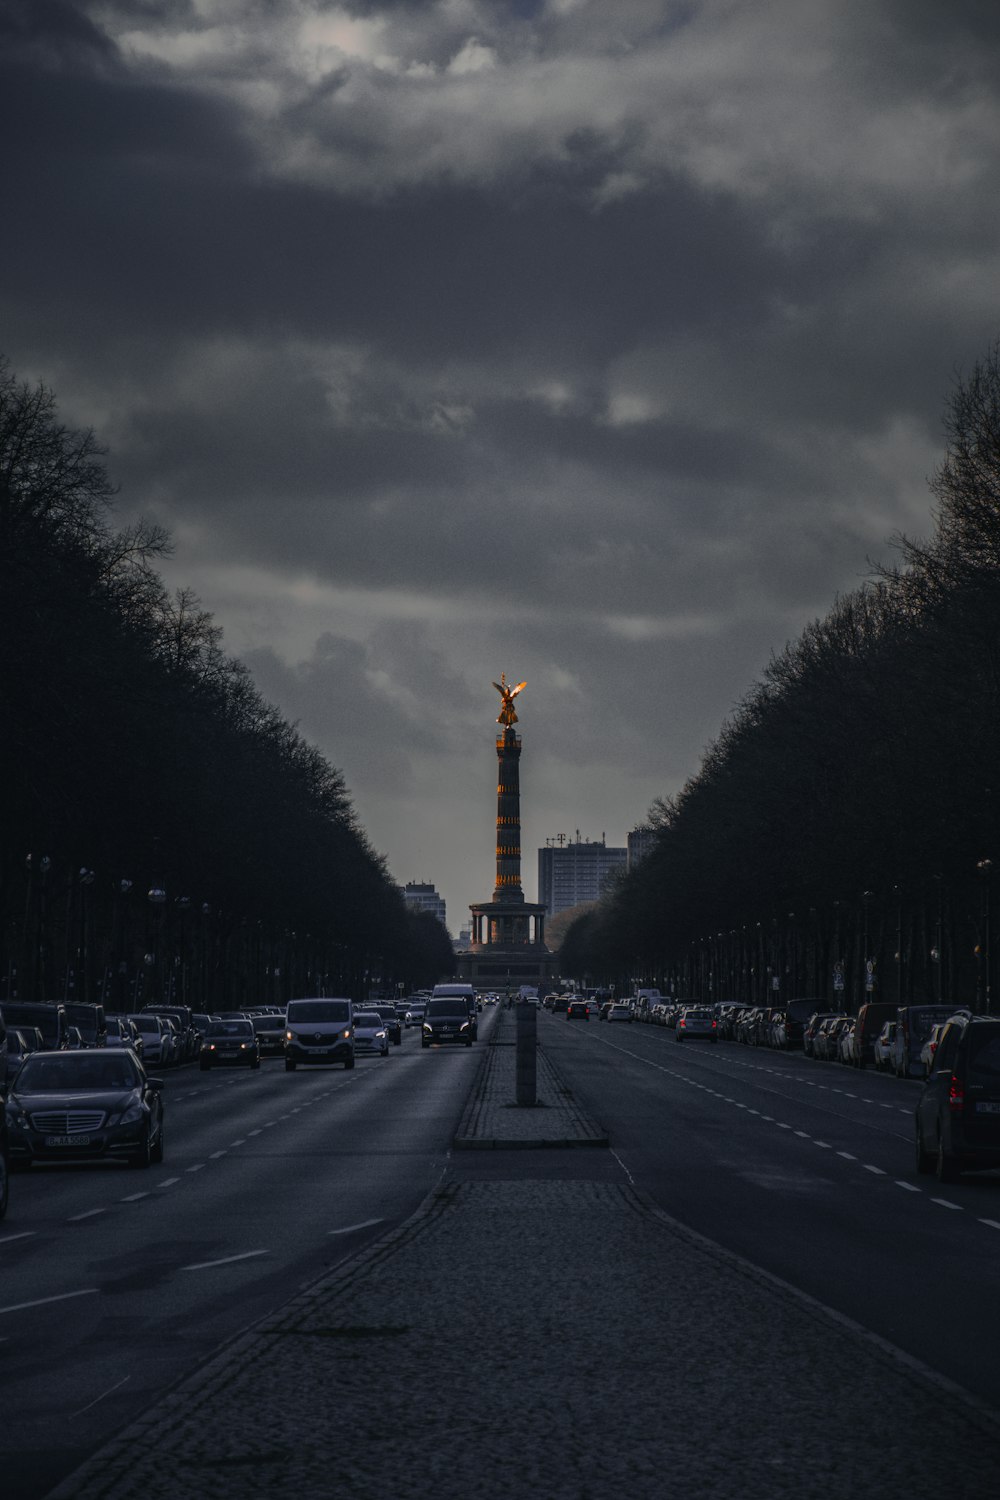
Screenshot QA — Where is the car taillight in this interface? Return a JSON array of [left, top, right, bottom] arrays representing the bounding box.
[[679, 1018, 686, 1028], [711, 1020, 717, 1029], [948, 1074, 965, 1111]]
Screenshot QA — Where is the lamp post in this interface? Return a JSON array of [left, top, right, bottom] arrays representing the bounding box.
[[147, 881, 167, 1003], [978, 859, 993, 1014]]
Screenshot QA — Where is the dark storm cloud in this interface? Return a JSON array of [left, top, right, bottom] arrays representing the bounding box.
[[4, 0, 1000, 921]]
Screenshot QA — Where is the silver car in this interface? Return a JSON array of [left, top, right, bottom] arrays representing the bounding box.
[[352, 1011, 389, 1057], [675, 1008, 718, 1043]]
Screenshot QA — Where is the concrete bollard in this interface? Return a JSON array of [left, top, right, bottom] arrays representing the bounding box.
[[515, 999, 537, 1106]]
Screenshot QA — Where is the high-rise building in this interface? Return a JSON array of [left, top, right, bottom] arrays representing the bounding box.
[[627, 824, 657, 869], [537, 834, 627, 917], [400, 881, 447, 929]]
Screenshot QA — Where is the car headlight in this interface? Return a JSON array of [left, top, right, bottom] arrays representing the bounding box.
[[460, 1022, 469, 1031], [343, 1029, 352, 1039], [239, 1043, 247, 1049], [119, 1102, 145, 1124], [423, 1022, 432, 1032], [6, 1107, 30, 1131], [376, 1030, 386, 1039]]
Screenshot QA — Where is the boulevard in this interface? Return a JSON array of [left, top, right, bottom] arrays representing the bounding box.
[[4, 1004, 1000, 1499], [1, 1029, 484, 1499]]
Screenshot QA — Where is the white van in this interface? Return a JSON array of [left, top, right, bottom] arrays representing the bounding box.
[[284, 998, 354, 1071]]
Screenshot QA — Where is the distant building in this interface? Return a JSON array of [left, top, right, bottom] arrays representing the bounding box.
[[400, 881, 447, 929], [537, 834, 627, 917], [627, 824, 657, 869]]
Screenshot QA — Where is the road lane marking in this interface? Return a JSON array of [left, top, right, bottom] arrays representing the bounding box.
[[230, 1139, 246, 1148], [247, 1129, 262, 1137], [209, 1150, 227, 1159], [0, 1232, 37, 1246], [187, 1163, 206, 1173], [71, 1374, 131, 1418], [837, 1151, 856, 1160], [121, 1192, 150, 1202], [156, 1177, 180, 1189], [0, 1288, 98, 1317], [814, 1141, 831, 1149], [862, 1165, 885, 1175], [181, 1249, 269, 1271], [895, 1181, 921, 1192], [327, 1218, 385, 1236], [931, 1198, 962, 1211], [980, 1219, 1000, 1230], [68, 1208, 107, 1221]]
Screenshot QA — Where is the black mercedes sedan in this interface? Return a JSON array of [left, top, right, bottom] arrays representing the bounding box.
[[5, 1049, 164, 1169]]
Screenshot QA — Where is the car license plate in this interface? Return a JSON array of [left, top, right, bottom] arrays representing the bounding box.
[[976, 1102, 1000, 1114], [46, 1134, 89, 1146]]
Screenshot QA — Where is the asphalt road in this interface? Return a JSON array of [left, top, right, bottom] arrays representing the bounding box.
[[0, 1021, 489, 1500], [538, 1011, 1000, 1406]]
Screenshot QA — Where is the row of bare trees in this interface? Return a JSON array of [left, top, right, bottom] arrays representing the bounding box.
[[562, 342, 1000, 1014], [0, 358, 453, 1009]]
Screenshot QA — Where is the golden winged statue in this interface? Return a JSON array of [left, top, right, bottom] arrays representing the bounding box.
[[493, 672, 527, 727]]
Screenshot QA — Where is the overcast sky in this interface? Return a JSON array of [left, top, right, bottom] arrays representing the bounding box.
[[4, 1, 1000, 932]]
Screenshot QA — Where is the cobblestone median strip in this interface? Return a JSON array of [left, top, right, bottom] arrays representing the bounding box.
[[47, 1179, 1000, 1500], [453, 1015, 608, 1148]]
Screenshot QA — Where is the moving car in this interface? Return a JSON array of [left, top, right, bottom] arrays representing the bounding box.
[[284, 998, 354, 1071], [353, 1012, 390, 1057], [249, 1012, 286, 1058], [5, 1048, 164, 1169], [675, 1008, 718, 1043], [422, 998, 473, 1047], [606, 1003, 633, 1024], [567, 999, 590, 1020], [916, 1013, 1000, 1182], [200, 1019, 260, 1070], [369, 1005, 402, 1045]]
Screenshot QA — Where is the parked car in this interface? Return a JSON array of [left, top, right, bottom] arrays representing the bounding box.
[[803, 1011, 843, 1058], [200, 1019, 260, 1070], [63, 1002, 107, 1049], [873, 1021, 897, 1070], [0, 1001, 68, 1051], [284, 998, 354, 1071], [851, 1001, 898, 1069], [4, 1028, 33, 1088], [128, 1012, 170, 1067], [893, 1004, 965, 1079], [105, 1015, 143, 1059], [353, 1011, 390, 1057], [920, 1022, 949, 1079], [5, 1047, 164, 1169], [837, 1019, 858, 1066], [814, 1016, 849, 1061], [916, 1013, 1000, 1181], [0, 1083, 8, 1218]]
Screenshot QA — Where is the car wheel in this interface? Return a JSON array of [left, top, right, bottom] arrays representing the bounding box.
[[344, 1054, 355, 1070], [936, 1140, 961, 1183], [285, 1057, 297, 1071], [915, 1127, 934, 1175], [151, 1121, 164, 1165]]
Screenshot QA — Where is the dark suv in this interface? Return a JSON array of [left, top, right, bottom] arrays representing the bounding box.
[[916, 1013, 1000, 1182], [421, 999, 473, 1047]]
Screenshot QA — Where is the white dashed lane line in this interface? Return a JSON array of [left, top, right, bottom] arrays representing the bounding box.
[[0, 1232, 37, 1246], [591, 1033, 998, 1229], [67, 1208, 107, 1222], [181, 1249, 269, 1272]]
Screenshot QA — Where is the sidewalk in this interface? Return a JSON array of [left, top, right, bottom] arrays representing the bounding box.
[[45, 1010, 1000, 1500], [454, 1006, 608, 1148]]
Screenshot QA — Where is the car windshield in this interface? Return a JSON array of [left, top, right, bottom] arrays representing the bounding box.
[[355, 1013, 382, 1025], [426, 1000, 466, 1017], [208, 1022, 254, 1038], [286, 1002, 351, 1024], [130, 1016, 159, 1033], [16, 1053, 141, 1091], [250, 1016, 280, 1032], [3, 1005, 61, 1045]]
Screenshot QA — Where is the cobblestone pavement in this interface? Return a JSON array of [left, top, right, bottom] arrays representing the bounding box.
[[454, 1008, 607, 1148], [45, 1011, 1000, 1500]]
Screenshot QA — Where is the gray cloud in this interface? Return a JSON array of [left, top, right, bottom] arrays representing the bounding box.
[[3, 0, 999, 927]]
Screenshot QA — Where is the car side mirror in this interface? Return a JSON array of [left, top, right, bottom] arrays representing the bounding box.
[[145, 1077, 165, 1091]]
